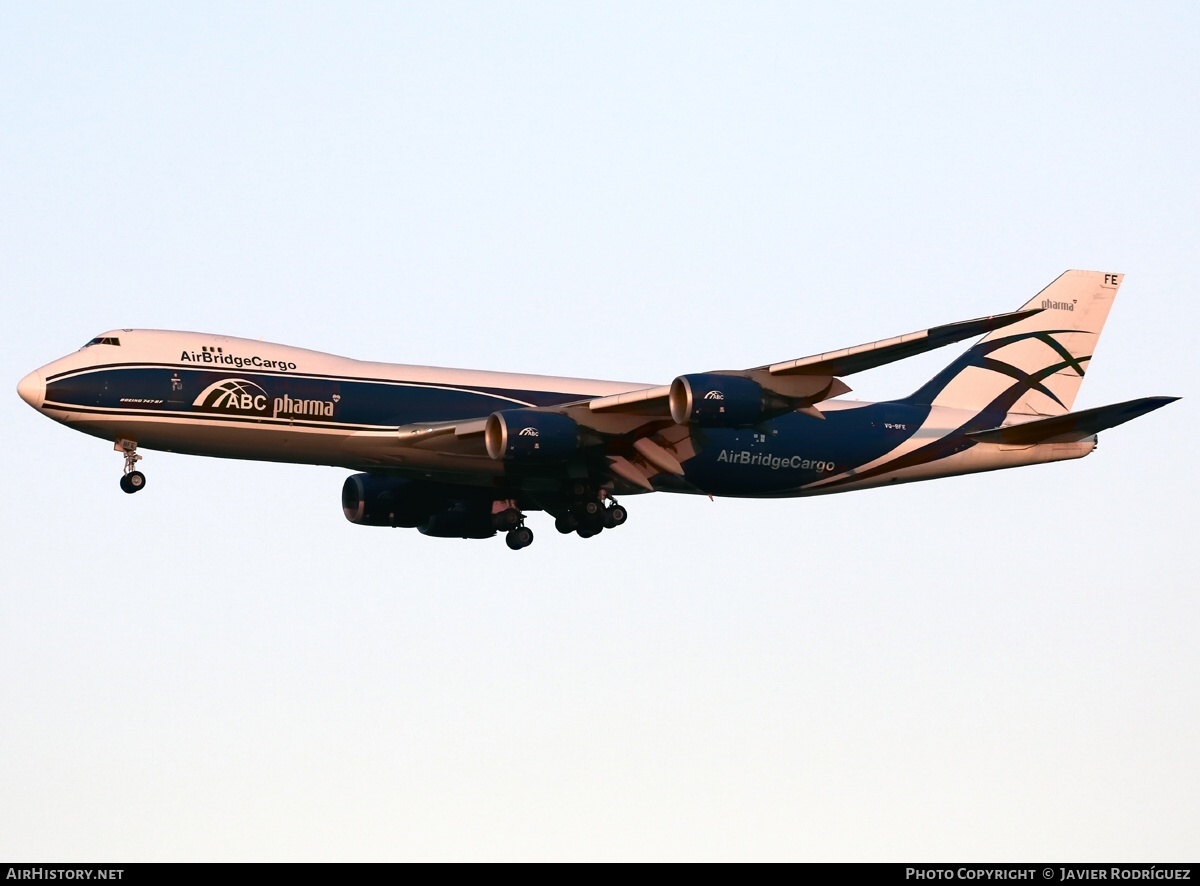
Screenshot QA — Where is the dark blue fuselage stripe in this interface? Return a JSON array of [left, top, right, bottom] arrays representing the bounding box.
[[44, 366, 593, 429], [40, 401, 388, 432], [45, 365, 995, 497], [45, 362, 593, 404]]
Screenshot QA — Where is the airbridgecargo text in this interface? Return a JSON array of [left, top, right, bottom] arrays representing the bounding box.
[[716, 449, 835, 472], [180, 350, 297, 371]]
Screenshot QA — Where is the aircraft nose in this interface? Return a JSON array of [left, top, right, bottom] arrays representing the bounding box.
[[17, 370, 45, 410]]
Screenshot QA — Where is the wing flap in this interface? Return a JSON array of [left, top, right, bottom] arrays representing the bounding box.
[[966, 396, 1179, 446], [606, 455, 656, 491]]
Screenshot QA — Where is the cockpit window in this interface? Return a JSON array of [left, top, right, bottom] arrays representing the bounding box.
[[82, 336, 121, 348]]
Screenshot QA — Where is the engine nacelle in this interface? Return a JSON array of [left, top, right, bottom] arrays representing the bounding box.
[[485, 409, 581, 460], [343, 474, 497, 538], [669, 373, 791, 427], [342, 474, 438, 527]]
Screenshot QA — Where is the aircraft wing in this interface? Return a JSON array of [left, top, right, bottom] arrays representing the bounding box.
[[387, 392, 700, 491], [386, 305, 1042, 491], [760, 307, 1041, 376], [574, 305, 1040, 417]]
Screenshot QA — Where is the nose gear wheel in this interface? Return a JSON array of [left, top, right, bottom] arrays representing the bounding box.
[[115, 440, 145, 494]]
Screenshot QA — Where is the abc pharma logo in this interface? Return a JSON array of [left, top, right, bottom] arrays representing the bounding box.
[[192, 378, 269, 415]]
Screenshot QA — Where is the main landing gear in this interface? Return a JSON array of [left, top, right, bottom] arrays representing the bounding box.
[[553, 482, 628, 540], [115, 439, 146, 494], [493, 504, 534, 551], [491, 484, 631, 550]]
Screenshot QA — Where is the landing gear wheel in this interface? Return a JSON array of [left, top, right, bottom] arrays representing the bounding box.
[[577, 515, 603, 537], [120, 471, 146, 494], [506, 526, 534, 550], [493, 508, 521, 531], [562, 481, 616, 539]]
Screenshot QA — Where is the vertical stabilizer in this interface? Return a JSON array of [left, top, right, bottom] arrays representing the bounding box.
[[908, 270, 1123, 416]]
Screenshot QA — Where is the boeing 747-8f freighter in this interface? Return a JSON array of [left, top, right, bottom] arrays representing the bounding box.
[[16, 271, 1177, 549]]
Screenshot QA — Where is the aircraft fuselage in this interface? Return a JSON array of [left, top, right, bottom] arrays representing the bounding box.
[[18, 328, 1092, 500]]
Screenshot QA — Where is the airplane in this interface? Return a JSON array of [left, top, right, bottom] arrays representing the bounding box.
[[15, 270, 1178, 550]]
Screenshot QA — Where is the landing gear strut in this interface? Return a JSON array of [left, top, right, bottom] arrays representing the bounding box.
[[115, 439, 146, 494], [494, 503, 534, 550]]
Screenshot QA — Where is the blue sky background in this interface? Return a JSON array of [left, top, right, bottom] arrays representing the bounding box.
[[1, 2, 1196, 860]]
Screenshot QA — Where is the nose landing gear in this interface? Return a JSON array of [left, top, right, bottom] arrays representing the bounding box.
[[115, 439, 146, 494]]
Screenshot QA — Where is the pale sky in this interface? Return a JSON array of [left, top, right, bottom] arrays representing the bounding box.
[[1, 2, 1196, 860]]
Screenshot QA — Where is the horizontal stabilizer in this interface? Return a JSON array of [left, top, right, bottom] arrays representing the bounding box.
[[766, 308, 1042, 377], [966, 397, 1179, 446]]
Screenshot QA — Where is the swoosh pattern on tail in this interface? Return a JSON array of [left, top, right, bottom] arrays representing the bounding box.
[[906, 270, 1122, 417]]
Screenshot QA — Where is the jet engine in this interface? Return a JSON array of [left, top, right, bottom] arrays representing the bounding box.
[[342, 474, 497, 538], [342, 474, 439, 527], [668, 373, 793, 427], [485, 409, 581, 460]]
